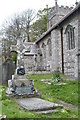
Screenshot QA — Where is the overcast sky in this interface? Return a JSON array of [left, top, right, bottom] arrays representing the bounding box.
[[0, 0, 79, 27]]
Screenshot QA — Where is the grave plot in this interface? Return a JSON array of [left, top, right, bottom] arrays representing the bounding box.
[[15, 98, 63, 114]]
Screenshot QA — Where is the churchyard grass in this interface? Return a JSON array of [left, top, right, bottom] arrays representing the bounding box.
[[0, 73, 79, 118], [30, 74, 78, 106]]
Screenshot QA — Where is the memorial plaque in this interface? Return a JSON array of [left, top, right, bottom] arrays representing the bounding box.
[[17, 67, 25, 75], [15, 86, 34, 95]]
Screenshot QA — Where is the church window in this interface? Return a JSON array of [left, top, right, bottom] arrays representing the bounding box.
[[47, 39, 52, 56], [42, 43, 46, 58], [65, 25, 75, 50], [50, 20, 53, 27]]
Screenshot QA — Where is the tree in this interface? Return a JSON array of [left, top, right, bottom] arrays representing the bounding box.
[[20, 9, 36, 42], [1, 9, 36, 43], [30, 8, 51, 42], [1, 9, 36, 61], [2, 38, 11, 61]]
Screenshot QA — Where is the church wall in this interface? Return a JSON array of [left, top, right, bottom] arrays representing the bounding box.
[[24, 55, 35, 72], [51, 29, 60, 72], [78, 10, 80, 79], [62, 14, 78, 78], [23, 4, 79, 79], [49, 10, 79, 79], [37, 34, 52, 71], [78, 12, 80, 50], [56, 29, 62, 73], [0, 63, 2, 84], [0, 40, 2, 84], [47, 6, 73, 29], [36, 11, 79, 79]]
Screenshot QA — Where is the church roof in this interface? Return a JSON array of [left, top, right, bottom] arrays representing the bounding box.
[[35, 2, 80, 44]]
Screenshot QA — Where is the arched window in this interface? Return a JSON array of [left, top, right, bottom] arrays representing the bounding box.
[[47, 39, 52, 56], [42, 43, 46, 58], [65, 25, 75, 50]]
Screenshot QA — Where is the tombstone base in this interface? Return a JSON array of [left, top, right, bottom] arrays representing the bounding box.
[[6, 74, 40, 98]]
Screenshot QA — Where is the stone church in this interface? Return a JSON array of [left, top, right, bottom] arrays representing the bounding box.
[[24, 1, 80, 80]]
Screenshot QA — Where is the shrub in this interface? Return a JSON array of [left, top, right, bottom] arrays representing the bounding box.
[[11, 53, 17, 64], [52, 70, 62, 83], [1, 86, 7, 100]]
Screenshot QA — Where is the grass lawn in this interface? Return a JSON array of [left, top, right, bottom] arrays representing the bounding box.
[[30, 74, 78, 106], [0, 73, 79, 119]]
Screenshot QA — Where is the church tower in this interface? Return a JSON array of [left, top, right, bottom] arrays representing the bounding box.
[[47, 0, 73, 30]]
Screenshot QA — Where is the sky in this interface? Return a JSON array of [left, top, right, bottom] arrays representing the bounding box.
[[0, 0, 79, 27]]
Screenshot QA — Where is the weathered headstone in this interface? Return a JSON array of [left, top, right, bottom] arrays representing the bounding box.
[[6, 36, 39, 97]]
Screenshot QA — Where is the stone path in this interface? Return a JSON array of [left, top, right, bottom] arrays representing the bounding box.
[[15, 98, 63, 111], [55, 99, 78, 110]]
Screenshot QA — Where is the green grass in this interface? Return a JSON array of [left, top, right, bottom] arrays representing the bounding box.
[[0, 73, 79, 118], [30, 74, 78, 106], [2, 99, 36, 118], [0, 86, 36, 118]]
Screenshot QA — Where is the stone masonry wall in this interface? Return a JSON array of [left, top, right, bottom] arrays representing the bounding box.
[[0, 39, 2, 84], [24, 55, 35, 72], [23, 5, 79, 79], [0, 57, 2, 84], [78, 10, 80, 79], [50, 11, 79, 79], [47, 6, 73, 29], [51, 29, 60, 72], [62, 14, 78, 78], [37, 34, 51, 71]]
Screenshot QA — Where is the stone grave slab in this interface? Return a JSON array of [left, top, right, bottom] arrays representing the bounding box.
[[15, 98, 63, 111]]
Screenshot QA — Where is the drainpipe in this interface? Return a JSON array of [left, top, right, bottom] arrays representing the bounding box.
[[61, 27, 64, 73]]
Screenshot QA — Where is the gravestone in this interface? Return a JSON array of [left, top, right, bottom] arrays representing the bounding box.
[[6, 36, 40, 97], [6, 74, 39, 97], [15, 98, 63, 111], [2, 60, 15, 85]]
